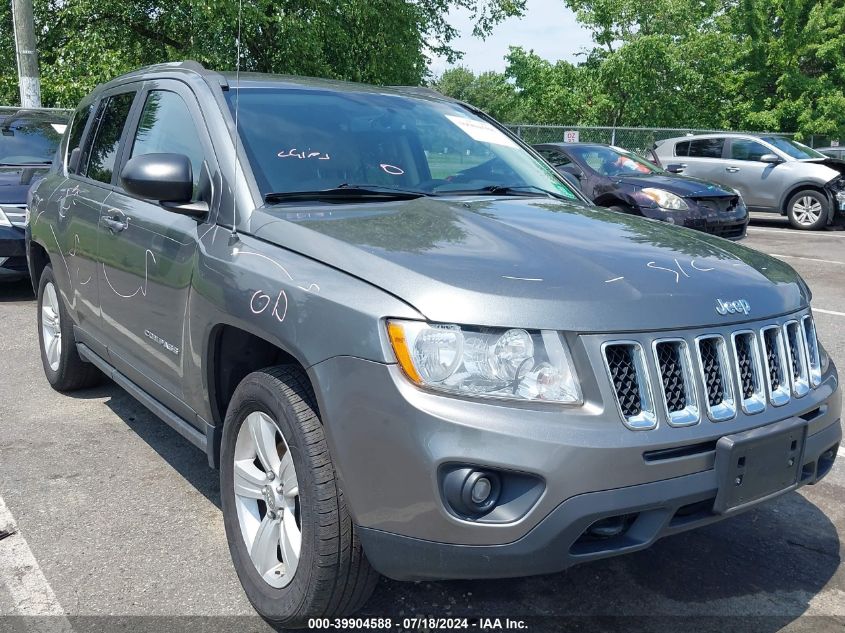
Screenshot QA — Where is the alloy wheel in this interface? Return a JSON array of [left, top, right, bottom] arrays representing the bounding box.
[[233, 411, 302, 588], [41, 282, 62, 371], [792, 196, 822, 226]]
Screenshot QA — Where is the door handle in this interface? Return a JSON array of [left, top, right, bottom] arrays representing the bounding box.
[[726, 166, 740, 173], [103, 215, 129, 233]]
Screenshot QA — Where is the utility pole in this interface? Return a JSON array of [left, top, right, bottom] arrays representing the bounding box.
[[11, 0, 42, 108]]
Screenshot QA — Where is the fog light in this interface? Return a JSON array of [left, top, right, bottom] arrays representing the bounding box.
[[443, 467, 501, 518], [471, 477, 492, 504]]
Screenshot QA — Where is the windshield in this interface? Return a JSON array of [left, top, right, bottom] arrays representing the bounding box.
[[225, 87, 577, 201], [0, 118, 64, 165], [568, 145, 659, 177], [759, 136, 826, 160]]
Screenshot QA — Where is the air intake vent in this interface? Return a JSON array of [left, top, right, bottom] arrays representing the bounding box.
[[783, 321, 809, 398], [603, 342, 656, 430], [696, 335, 735, 421], [653, 340, 698, 426], [731, 331, 765, 415], [762, 326, 790, 406]]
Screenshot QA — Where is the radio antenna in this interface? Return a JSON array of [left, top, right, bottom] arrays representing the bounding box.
[[230, 0, 243, 241]]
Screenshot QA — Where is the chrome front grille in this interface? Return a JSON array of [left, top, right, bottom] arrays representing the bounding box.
[[601, 313, 822, 430]]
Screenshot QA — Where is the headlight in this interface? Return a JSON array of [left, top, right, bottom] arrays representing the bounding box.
[[387, 320, 582, 403], [0, 207, 11, 227], [639, 188, 689, 211]]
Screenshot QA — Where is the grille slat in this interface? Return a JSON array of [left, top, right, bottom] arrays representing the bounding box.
[[606, 345, 642, 417], [761, 326, 790, 406], [653, 340, 699, 426], [731, 331, 766, 415], [699, 338, 724, 407], [784, 321, 809, 398], [656, 342, 686, 412], [695, 336, 735, 421], [602, 342, 656, 430]]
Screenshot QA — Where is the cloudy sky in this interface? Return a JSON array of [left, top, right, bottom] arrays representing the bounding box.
[[428, 0, 595, 76]]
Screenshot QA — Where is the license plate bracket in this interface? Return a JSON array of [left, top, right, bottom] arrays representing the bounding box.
[[713, 417, 807, 515]]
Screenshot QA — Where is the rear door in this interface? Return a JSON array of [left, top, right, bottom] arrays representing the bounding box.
[[97, 79, 218, 421], [57, 89, 137, 355], [671, 137, 727, 183], [721, 138, 780, 209]]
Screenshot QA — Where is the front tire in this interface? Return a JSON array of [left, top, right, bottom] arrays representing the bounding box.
[[37, 265, 101, 391], [787, 190, 829, 230], [220, 366, 378, 628]]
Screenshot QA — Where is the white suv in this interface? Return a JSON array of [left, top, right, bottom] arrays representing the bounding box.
[[653, 134, 845, 230]]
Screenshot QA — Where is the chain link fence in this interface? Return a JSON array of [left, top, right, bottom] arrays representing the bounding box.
[[504, 124, 815, 156]]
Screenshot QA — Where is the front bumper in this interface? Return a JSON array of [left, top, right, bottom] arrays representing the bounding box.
[[359, 417, 839, 580], [0, 225, 27, 280], [640, 199, 749, 240], [310, 340, 840, 580]]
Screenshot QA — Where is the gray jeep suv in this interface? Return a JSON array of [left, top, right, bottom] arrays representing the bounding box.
[[27, 63, 841, 627], [653, 134, 845, 230]]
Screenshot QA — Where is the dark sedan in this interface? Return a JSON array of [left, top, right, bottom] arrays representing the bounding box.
[[1, 109, 67, 281], [534, 142, 749, 240]]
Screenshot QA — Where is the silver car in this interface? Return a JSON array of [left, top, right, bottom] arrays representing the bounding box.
[[653, 134, 845, 230]]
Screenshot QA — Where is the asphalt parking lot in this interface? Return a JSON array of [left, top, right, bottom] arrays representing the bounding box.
[[1, 215, 844, 633]]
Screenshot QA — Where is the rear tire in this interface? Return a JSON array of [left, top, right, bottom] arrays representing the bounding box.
[[220, 365, 378, 628], [786, 190, 829, 230], [37, 265, 102, 391]]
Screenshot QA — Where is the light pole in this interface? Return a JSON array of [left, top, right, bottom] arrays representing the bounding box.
[[11, 0, 42, 107]]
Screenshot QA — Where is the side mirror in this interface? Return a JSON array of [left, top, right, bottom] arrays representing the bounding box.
[[759, 153, 783, 164], [121, 153, 208, 218], [666, 164, 685, 174], [121, 153, 193, 203], [558, 171, 582, 190]]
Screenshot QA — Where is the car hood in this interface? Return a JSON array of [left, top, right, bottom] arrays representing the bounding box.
[[797, 158, 845, 180], [250, 197, 807, 332], [613, 173, 736, 197], [0, 164, 49, 203]]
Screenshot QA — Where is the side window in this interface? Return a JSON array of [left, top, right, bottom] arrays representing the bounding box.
[[675, 141, 690, 157], [84, 92, 136, 184], [64, 103, 93, 170], [687, 138, 725, 158], [730, 139, 770, 161], [539, 149, 571, 167], [130, 90, 207, 200]]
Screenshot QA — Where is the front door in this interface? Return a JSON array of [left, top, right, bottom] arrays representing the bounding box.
[[721, 138, 781, 210], [97, 81, 217, 419]]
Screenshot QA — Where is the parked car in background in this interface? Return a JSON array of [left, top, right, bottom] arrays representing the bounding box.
[[1, 109, 68, 281], [534, 142, 748, 240], [653, 134, 845, 230], [817, 146, 844, 160]]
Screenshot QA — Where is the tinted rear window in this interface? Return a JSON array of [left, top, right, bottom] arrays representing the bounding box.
[[675, 138, 724, 158], [0, 117, 65, 165]]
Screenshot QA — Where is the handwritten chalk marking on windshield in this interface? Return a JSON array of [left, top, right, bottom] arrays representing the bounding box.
[[605, 276, 624, 283], [690, 260, 715, 272], [380, 164, 405, 176], [277, 148, 330, 160], [647, 261, 681, 284]]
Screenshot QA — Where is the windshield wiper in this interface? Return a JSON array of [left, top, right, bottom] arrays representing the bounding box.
[[438, 184, 567, 200], [0, 161, 52, 166], [264, 184, 431, 204]]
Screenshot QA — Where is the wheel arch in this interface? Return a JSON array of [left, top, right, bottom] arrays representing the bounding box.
[[205, 323, 314, 468], [780, 182, 832, 218], [26, 237, 51, 294]]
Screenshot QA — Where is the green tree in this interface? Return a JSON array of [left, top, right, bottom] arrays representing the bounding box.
[[0, 0, 525, 108]]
